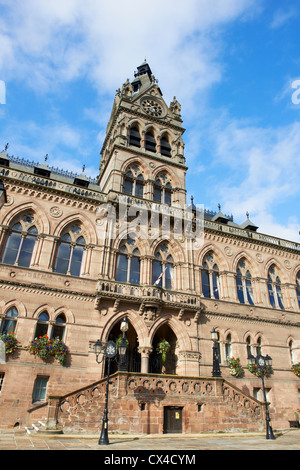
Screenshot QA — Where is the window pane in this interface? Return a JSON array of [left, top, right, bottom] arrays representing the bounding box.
[[153, 186, 161, 202], [116, 254, 128, 282], [212, 272, 220, 299], [32, 377, 48, 402], [236, 276, 245, 303], [268, 283, 276, 308], [276, 284, 284, 310], [55, 242, 71, 274], [124, 178, 133, 195], [135, 181, 143, 198], [201, 269, 210, 298], [165, 263, 173, 290], [2, 232, 22, 265], [246, 278, 254, 305], [164, 190, 171, 205], [70, 245, 84, 276], [1, 318, 17, 334], [18, 235, 36, 267], [153, 260, 162, 286], [130, 256, 140, 285], [52, 324, 64, 340]]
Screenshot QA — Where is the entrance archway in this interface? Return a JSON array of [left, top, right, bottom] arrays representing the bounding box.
[[106, 319, 141, 374], [149, 323, 177, 374]]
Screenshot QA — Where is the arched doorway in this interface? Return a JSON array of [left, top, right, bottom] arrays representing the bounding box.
[[149, 323, 177, 375], [106, 319, 141, 375]]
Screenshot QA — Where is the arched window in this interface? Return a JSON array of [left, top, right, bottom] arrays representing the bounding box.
[[160, 135, 171, 157], [54, 225, 86, 277], [145, 131, 156, 152], [289, 339, 294, 363], [153, 173, 172, 205], [255, 337, 262, 356], [35, 312, 49, 338], [152, 243, 174, 290], [116, 239, 140, 285], [129, 126, 141, 148], [225, 334, 232, 359], [123, 165, 144, 198], [2, 214, 38, 267], [236, 259, 254, 305], [296, 272, 300, 308], [52, 314, 66, 340], [267, 265, 284, 309], [34, 312, 66, 340], [246, 336, 252, 358], [201, 252, 220, 299], [1, 307, 18, 334]]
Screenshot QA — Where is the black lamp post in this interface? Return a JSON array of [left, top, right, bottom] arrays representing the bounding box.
[[93, 318, 129, 445], [248, 353, 276, 440], [211, 328, 221, 377]]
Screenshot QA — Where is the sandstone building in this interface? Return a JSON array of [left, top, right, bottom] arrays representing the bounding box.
[[0, 62, 300, 434]]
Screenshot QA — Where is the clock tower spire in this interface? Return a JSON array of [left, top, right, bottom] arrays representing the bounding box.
[[98, 62, 187, 207]]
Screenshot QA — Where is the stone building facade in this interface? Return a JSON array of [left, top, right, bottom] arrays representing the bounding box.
[[0, 62, 300, 434]]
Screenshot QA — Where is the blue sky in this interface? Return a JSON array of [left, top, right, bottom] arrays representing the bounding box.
[[0, 0, 299, 242]]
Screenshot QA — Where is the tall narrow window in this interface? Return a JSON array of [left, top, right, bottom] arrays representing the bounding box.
[[1, 307, 18, 334], [2, 214, 38, 267], [160, 135, 171, 157], [255, 337, 262, 356], [35, 312, 49, 338], [246, 336, 252, 358], [123, 166, 144, 198], [52, 314, 66, 340], [55, 225, 85, 277], [201, 252, 220, 299], [152, 243, 174, 290], [289, 340, 294, 364], [145, 131, 156, 152], [32, 376, 49, 402], [129, 126, 141, 148], [236, 259, 254, 305], [267, 265, 284, 309], [116, 239, 140, 285], [296, 272, 300, 309], [225, 334, 232, 359], [153, 173, 172, 205]]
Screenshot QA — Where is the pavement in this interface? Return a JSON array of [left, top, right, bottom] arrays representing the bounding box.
[[0, 429, 299, 454]]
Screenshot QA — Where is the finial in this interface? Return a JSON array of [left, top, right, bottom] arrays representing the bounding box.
[[44, 154, 48, 162], [218, 203, 221, 212], [4, 143, 9, 152], [82, 164, 86, 173], [246, 211, 249, 219], [191, 195, 194, 203]]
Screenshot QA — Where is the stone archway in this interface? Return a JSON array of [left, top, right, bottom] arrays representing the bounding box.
[[106, 319, 141, 375], [149, 323, 178, 375]]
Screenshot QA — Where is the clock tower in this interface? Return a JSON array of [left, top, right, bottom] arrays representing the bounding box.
[[98, 61, 187, 207]]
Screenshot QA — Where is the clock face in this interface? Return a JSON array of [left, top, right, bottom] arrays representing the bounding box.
[[105, 341, 117, 358], [141, 98, 163, 117]]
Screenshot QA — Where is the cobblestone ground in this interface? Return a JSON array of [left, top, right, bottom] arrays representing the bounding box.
[[0, 429, 299, 453]]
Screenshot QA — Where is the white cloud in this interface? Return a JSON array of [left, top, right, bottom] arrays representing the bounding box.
[[270, 7, 297, 29]]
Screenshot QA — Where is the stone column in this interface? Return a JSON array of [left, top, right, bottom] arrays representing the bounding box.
[[138, 347, 152, 374]]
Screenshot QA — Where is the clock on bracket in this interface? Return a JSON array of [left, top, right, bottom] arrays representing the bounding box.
[[141, 98, 164, 118]]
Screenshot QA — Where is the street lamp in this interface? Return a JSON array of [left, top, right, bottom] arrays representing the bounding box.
[[248, 353, 276, 440], [93, 318, 129, 445], [0, 179, 7, 209], [211, 328, 221, 377]]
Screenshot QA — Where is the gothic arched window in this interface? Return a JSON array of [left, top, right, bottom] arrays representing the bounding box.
[[2, 214, 38, 267], [153, 173, 172, 205], [160, 135, 171, 157], [145, 131, 156, 152], [1, 307, 18, 334], [54, 225, 86, 277], [152, 243, 174, 290], [52, 314, 66, 340], [123, 165, 144, 198], [236, 259, 254, 305], [34, 312, 66, 340], [296, 272, 300, 309], [116, 239, 141, 285], [201, 252, 220, 299], [267, 265, 284, 309], [225, 333, 232, 359], [129, 126, 141, 148]]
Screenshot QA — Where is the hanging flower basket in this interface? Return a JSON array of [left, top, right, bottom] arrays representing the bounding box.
[[247, 363, 273, 378], [28, 335, 68, 365], [157, 339, 170, 364], [0, 332, 19, 355], [292, 363, 300, 378], [227, 357, 244, 378]]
